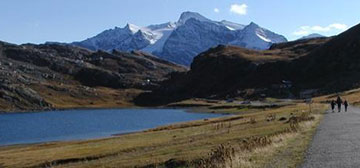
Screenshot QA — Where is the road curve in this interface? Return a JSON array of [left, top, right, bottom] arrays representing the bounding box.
[[302, 106, 360, 168]]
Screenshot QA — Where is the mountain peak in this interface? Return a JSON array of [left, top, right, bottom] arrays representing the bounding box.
[[124, 23, 141, 33], [178, 11, 211, 24], [247, 22, 260, 28]]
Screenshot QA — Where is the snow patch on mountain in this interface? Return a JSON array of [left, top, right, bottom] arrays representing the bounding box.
[[142, 22, 177, 53], [220, 20, 245, 30]]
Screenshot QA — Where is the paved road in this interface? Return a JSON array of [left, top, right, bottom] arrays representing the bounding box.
[[302, 106, 360, 168]]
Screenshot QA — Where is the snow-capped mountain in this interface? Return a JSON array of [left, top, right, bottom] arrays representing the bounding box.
[[220, 20, 245, 30], [299, 33, 326, 40], [156, 18, 237, 65], [71, 11, 287, 66], [72, 23, 172, 52], [230, 22, 287, 50], [177, 11, 212, 25]]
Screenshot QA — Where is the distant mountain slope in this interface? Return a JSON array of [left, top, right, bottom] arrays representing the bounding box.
[[155, 18, 236, 65], [71, 11, 287, 66], [0, 41, 185, 112], [299, 33, 325, 40], [230, 22, 287, 50]]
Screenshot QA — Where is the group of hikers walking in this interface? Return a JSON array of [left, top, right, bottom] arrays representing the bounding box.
[[331, 96, 349, 112]]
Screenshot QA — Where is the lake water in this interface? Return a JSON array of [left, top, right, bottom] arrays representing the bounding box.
[[0, 108, 223, 146]]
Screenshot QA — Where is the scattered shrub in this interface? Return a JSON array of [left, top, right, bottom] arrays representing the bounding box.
[[266, 114, 276, 122], [279, 117, 287, 121], [250, 117, 256, 124]]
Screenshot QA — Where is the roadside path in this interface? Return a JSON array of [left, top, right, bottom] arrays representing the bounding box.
[[302, 106, 360, 168]]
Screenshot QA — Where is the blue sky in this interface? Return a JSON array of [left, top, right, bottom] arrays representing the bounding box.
[[1, 0, 359, 44]]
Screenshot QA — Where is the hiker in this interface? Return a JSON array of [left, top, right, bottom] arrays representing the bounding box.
[[336, 96, 342, 112], [344, 100, 349, 112], [331, 100, 336, 112]]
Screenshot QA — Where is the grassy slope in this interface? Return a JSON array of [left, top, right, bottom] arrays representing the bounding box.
[[0, 80, 144, 113], [30, 82, 143, 109], [0, 102, 327, 168], [314, 88, 360, 106]]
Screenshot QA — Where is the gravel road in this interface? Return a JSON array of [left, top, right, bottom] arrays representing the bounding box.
[[302, 106, 360, 168]]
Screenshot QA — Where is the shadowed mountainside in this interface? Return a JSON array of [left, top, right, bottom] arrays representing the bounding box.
[[135, 22, 360, 106], [289, 23, 360, 91], [134, 36, 332, 105]]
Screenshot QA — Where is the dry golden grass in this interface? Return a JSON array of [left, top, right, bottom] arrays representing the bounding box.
[[0, 102, 327, 168], [0, 98, 14, 111], [314, 88, 360, 106], [195, 115, 321, 168], [167, 98, 294, 115], [29, 81, 143, 110], [209, 39, 329, 65]]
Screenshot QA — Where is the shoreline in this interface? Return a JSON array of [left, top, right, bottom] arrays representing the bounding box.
[[0, 130, 141, 148], [0, 102, 216, 114], [0, 103, 229, 115], [0, 106, 226, 147], [0, 105, 139, 114]]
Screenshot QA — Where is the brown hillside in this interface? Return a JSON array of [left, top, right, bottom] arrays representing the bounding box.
[[0, 42, 185, 112], [134, 37, 330, 105]]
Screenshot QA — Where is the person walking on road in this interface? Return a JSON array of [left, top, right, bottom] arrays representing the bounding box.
[[331, 100, 336, 112], [336, 96, 342, 112], [344, 100, 349, 112]]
